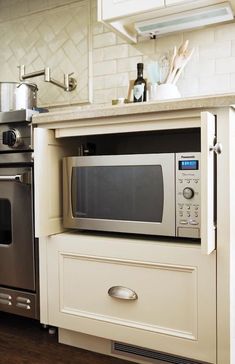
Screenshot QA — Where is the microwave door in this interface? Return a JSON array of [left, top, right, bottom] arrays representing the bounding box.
[[63, 154, 176, 237]]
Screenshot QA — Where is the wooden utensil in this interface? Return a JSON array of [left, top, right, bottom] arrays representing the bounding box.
[[172, 48, 195, 85]]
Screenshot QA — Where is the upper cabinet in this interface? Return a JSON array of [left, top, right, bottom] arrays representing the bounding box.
[[98, 0, 235, 43], [100, 0, 164, 21], [166, 0, 192, 5]]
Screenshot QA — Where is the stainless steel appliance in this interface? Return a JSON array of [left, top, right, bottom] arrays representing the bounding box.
[[0, 109, 39, 319], [63, 152, 200, 239], [0, 82, 38, 112]]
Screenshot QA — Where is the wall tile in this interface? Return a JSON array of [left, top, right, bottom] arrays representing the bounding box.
[[93, 32, 116, 48], [214, 23, 235, 42], [199, 74, 230, 94], [199, 41, 231, 60], [216, 57, 235, 74], [103, 44, 128, 60], [117, 56, 142, 73], [93, 60, 116, 76]]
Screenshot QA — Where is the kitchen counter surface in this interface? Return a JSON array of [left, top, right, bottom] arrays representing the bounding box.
[[33, 93, 235, 126]]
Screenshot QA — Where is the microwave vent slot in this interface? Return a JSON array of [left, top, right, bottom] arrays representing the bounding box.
[[112, 341, 208, 364]]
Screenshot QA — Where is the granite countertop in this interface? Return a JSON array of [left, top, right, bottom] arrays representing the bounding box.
[[33, 93, 235, 125]]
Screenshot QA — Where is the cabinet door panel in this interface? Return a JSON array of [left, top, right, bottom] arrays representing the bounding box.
[[166, 0, 195, 5], [100, 0, 164, 21], [47, 233, 216, 363]]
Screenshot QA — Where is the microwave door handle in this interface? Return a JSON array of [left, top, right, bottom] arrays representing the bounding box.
[[201, 111, 217, 255]]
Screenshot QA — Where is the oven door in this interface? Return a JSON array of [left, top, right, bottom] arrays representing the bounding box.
[[0, 166, 35, 290], [63, 154, 175, 236]]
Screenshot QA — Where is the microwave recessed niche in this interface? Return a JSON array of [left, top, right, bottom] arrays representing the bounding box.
[[62, 129, 201, 240]]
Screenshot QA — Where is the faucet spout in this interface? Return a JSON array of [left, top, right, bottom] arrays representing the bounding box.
[[18, 65, 77, 92]]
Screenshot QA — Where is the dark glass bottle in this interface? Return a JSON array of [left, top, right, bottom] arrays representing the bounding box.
[[133, 63, 146, 103]]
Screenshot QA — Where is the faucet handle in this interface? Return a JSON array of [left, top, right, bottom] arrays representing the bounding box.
[[18, 65, 25, 81], [64, 72, 77, 91]]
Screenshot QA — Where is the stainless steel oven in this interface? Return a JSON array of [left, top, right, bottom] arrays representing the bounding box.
[[0, 109, 39, 319]]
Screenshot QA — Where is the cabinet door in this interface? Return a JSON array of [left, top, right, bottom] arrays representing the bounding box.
[[99, 0, 164, 21], [34, 128, 77, 237], [47, 233, 216, 364]]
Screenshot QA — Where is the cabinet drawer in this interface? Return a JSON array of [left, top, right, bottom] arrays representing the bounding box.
[[47, 233, 216, 363], [60, 254, 196, 339]]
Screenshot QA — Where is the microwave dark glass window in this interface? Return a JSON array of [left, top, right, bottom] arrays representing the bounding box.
[[0, 198, 12, 245], [71, 165, 164, 223]]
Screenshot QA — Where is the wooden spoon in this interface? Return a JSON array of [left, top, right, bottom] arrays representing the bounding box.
[[172, 48, 195, 85]]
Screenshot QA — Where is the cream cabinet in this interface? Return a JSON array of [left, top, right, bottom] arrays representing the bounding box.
[[165, 0, 195, 5], [98, 0, 234, 43], [99, 0, 164, 21], [33, 100, 235, 364], [46, 232, 216, 364]]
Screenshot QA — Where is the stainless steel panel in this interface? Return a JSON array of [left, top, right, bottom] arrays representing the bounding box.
[[0, 152, 33, 164], [0, 83, 37, 112], [0, 166, 35, 290], [0, 287, 37, 319], [0, 109, 38, 123], [175, 152, 201, 238]]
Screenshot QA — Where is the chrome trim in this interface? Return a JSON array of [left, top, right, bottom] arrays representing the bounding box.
[[16, 302, 31, 310]]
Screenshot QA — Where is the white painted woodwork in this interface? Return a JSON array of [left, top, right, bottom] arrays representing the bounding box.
[[201, 111, 216, 254], [98, 0, 164, 21], [47, 232, 216, 364], [34, 128, 77, 237], [97, 0, 232, 43], [216, 107, 235, 364], [165, 0, 195, 5]]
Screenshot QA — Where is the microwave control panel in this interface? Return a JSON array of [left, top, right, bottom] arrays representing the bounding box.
[[176, 152, 200, 239]]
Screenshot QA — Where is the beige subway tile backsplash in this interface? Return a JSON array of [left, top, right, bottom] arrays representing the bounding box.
[[0, 0, 235, 107]]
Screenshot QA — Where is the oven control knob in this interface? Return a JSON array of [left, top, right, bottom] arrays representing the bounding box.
[[183, 187, 194, 199], [2, 129, 22, 147]]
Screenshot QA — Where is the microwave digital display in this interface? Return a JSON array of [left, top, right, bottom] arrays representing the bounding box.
[[179, 160, 198, 170]]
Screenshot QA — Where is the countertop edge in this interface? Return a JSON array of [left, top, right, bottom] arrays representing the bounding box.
[[32, 94, 235, 125]]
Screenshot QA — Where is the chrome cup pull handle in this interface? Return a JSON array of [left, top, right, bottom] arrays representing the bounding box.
[[108, 286, 138, 301]]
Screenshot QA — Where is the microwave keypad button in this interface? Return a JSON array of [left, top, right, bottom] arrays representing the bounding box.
[[180, 220, 188, 225], [189, 219, 199, 225], [195, 212, 198, 217], [186, 206, 190, 210], [194, 206, 199, 211], [179, 211, 183, 217], [179, 179, 183, 183], [186, 212, 191, 217], [183, 187, 194, 199], [186, 180, 190, 184]]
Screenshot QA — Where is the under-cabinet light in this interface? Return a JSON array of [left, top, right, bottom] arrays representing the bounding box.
[[135, 2, 234, 37]]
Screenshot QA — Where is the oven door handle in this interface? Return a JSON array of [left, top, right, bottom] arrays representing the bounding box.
[[0, 174, 31, 184]]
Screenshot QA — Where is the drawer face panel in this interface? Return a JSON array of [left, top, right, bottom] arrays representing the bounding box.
[[47, 233, 216, 363], [60, 254, 197, 340]]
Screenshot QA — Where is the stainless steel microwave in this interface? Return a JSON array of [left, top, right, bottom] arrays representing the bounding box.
[[63, 152, 200, 239]]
